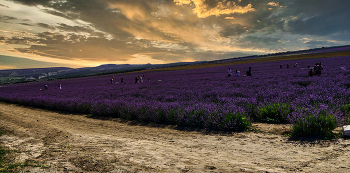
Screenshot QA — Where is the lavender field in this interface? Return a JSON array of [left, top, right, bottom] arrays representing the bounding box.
[[1, 56, 350, 137]]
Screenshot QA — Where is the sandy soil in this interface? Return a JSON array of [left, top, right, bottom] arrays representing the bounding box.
[[0, 103, 349, 173]]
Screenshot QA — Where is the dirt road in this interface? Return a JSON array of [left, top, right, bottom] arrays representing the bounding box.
[[0, 103, 349, 172]]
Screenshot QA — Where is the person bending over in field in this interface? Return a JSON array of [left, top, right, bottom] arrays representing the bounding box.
[[44, 85, 48, 90], [227, 68, 232, 77]]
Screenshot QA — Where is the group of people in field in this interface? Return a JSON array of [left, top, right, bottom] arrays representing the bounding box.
[[135, 75, 144, 83], [109, 75, 152, 84], [227, 67, 251, 77], [308, 62, 324, 76], [40, 84, 61, 91], [279, 62, 324, 76], [110, 77, 124, 84], [280, 63, 298, 69], [227, 62, 324, 78]]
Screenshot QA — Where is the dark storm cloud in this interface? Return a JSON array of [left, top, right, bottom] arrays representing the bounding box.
[[210, 0, 350, 39], [281, 0, 350, 36]]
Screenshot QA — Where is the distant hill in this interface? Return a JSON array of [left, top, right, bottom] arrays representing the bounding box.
[[0, 61, 204, 84]]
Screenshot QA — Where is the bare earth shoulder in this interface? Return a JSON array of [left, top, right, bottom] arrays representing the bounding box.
[[0, 103, 349, 172]]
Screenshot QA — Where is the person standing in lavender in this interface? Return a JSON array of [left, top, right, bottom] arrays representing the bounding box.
[[59, 84, 61, 89], [246, 67, 252, 76], [308, 68, 313, 76], [316, 62, 323, 76], [236, 69, 240, 77], [314, 63, 319, 75], [227, 68, 232, 77]]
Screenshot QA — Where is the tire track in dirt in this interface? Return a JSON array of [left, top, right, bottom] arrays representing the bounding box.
[[0, 103, 349, 172]]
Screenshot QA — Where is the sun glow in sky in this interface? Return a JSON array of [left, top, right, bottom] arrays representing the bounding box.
[[0, 0, 350, 69]]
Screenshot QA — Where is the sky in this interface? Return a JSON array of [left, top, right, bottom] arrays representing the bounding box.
[[0, 0, 350, 69]]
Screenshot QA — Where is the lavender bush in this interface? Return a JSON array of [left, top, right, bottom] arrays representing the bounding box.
[[291, 105, 339, 138], [0, 56, 350, 134], [257, 103, 292, 123]]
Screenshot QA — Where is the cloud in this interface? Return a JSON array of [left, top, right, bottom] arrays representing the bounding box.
[[280, 0, 350, 37], [0, 65, 15, 70], [0, 54, 69, 69], [2, 0, 350, 67], [19, 22, 33, 26], [107, 1, 157, 21], [37, 22, 55, 29], [151, 50, 252, 63], [3, 31, 181, 63], [267, 2, 279, 6], [9, 0, 50, 6], [224, 17, 235, 19], [0, 3, 10, 8], [242, 35, 281, 47], [0, 15, 17, 21], [174, 0, 255, 18], [56, 23, 92, 33], [1, 0, 272, 64], [219, 24, 247, 37]]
